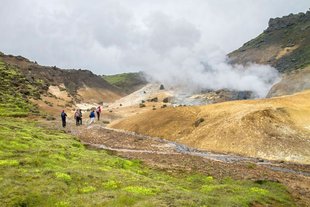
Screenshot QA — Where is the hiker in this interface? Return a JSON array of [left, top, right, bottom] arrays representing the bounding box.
[[61, 110, 67, 128], [79, 109, 83, 125], [96, 106, 101, 121], [74, 109, 80, 126], [89, 109, 95, 125]]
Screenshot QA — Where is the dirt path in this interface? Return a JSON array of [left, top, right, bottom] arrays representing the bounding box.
[[43, 121, 310, 206]]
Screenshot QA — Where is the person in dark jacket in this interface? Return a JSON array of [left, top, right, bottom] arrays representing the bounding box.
[[89, 110, 95, 125], [61, 110, 67, 128], [74, 109, 80, 126], [79, 109, 83, 125], [96, 106, 101, 121]]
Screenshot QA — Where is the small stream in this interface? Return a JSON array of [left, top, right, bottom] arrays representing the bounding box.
[[81, 125, 310, 177]]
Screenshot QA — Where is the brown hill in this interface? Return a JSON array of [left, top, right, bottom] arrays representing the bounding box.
[[229, 11, 310, 97], [0, 53, 123, 102], [0, 52, 124, 115], [111, 90, 310, 164]]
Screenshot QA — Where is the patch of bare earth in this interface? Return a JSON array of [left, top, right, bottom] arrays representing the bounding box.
[[111, 90, 310, 164]]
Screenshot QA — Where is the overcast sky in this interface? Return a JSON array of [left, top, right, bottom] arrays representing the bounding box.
[[0, 0, 309, 75]]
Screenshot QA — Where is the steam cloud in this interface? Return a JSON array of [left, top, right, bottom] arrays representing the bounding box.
[[142, 50, 280, 98], [0, 0, 286, 97]]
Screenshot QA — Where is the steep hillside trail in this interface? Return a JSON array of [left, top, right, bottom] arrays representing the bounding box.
[[40, 120, 310, 205]]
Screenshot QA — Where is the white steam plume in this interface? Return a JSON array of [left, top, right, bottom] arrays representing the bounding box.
[[142, 49, 280, 98]]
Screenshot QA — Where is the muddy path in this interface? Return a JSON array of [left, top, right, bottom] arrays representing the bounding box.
[[44, 122, 310, 206]]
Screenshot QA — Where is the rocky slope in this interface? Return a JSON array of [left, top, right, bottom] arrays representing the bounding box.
[[229, 11, 310, 97]]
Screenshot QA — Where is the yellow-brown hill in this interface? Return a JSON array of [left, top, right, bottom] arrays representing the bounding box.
[[111, 90, 310, 164]]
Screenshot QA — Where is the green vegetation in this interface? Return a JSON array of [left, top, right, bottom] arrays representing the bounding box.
[[103, 72, 147, 94], [0, 61, 42, 117], [0, 115, 296, 206]]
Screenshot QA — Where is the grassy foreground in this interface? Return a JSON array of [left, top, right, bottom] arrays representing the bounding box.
[[0, 117, 296, 207]]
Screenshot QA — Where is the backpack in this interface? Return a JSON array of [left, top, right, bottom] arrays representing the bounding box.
[[75, 111, 80, 118]]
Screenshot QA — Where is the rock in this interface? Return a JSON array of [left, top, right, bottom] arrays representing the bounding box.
[[159, 84, 165, 90], [194, 118, 205, 127], [139, 103, 146, 108], [147, 97, 158, 102], [161, 104, 167, 108], [163, 97, 169, 103], [46, 115, 56, 121], [16, 55, 30, 62], [265, 12, 309, 32]]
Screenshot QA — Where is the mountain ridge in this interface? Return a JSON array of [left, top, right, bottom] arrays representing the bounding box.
[[229, 10, 310, 97]]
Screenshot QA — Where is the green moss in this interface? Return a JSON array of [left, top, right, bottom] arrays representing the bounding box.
[[0, 159, 19, 166], [55, 172, 72, 182], [55, 201, 70, 207], [0, 117, 296, 206], [250, 187, 269, 195], [102, 180, 120, 190], [106, 193, 138, 206], [80, 186, 96, 193], [123, 186, 158, 195]]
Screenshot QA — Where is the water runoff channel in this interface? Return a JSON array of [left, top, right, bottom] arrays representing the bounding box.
[[82, 126, 310, 177]]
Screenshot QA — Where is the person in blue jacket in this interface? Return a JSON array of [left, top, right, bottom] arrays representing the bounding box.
[[61, 110, 67, 128], [89, 109, 95, 124]]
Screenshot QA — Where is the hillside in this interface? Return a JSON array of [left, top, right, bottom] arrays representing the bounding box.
[[0, 53, 126, 116], [103, 72, 147, 94], [229, 11, 310, 97], [0, 53, 123, 104], [111, 90, 310, 164], [0, 61, 41, 117]]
